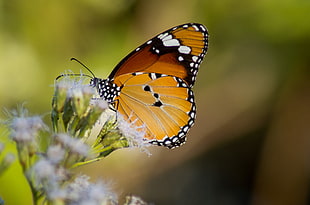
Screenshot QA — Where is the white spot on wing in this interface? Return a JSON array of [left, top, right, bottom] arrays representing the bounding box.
[[178, 45, 191, 54], [150, 73, 157, 80], [179, 132, 185, 137], [158, 32, 169, 40], [190, 112, 195, 118], [200, 25, 206, 32], [163, 39, 180, 47], [192, 56, 198, 62], [162, 34, 172, 40], [183, 126, 189, 132], [134, 72, 144, 75], [192, 25, 199, 31]]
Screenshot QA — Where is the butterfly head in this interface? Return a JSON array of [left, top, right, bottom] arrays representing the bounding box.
[[90, 77, 120, 103], [89, 77, 100, 88]]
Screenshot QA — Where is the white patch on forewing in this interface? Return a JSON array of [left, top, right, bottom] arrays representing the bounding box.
[[200, 24, 206, 31], [163, 39, 180, 47], [178, 45, 191, 54], [192, 25, 199, 31], [158, 32, 169, 40]]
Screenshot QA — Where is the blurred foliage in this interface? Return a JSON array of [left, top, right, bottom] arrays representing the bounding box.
[[0, 127, 32, 205], [0, 0, 310, 204]]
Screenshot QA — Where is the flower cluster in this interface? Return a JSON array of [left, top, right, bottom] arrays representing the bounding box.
[[1, 75, 149, 205], [52, 76, 149, 162], [0, 142, 15, 176], [32, 158, 117, 205]]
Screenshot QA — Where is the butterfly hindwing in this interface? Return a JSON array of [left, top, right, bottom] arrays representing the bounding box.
[[114, 72, 195, 148]]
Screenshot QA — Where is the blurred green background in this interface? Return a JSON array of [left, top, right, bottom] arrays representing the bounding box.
[[1, 0, 310, 204]]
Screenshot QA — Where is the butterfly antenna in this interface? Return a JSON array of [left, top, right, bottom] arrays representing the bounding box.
[[55, 58, 96, 80], [70, 57, 96, 78], [55, 73, 93, 80]]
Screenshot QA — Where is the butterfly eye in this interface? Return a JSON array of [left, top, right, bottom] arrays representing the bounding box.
[[90, 78, 100, 88], [94, 23, 208, 149], [90, 78, 95, 86]]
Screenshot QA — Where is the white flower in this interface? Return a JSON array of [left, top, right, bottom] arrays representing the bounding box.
[[55, 76, 76, 90], [10, 116, 48, 143], [55, 76, 95, 105], [33, 159, 55, 182], [81, 85, 96, 96], [65, 175, 118, 205], [68, 138, 90, 157], [67, 80, 96, 99], [117, 115, 146, 144], [90, 99, 109, 111], [55, 133, 72, 145], [54, 166, 69, 182], [117, 114, 151, 155], [69, 86, 83, 99], [54, 133, 90, 157], [47, 145, 65, 164], [47, 186, 67, 201], [29, 116, 48, 131], [125, 195, 148, 205], [66, 175, 90, 201]]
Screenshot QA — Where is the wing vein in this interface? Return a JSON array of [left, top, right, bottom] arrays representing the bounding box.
[[118, 94, 170, 138]]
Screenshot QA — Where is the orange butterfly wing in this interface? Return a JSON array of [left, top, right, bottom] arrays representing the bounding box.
[[113, 73, 195, 147], [109, 23, 208, 87], [93, 23, 208, 148]]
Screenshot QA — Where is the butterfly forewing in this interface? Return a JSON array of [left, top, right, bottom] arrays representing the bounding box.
[[109, 23, 208, 87]]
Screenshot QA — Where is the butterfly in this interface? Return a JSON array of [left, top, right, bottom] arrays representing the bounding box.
[[90, 23, 208, 149]]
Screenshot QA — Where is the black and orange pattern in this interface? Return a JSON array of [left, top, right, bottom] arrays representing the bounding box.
[[91, 23, 208, 148]]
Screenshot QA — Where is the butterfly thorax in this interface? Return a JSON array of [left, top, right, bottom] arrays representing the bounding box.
[[90, 77, 120, 103]]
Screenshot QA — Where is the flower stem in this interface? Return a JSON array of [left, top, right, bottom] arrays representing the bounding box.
[[26, 174, 40, 205], [16, 145, 41, 205], [71, 158, 101, 168]]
